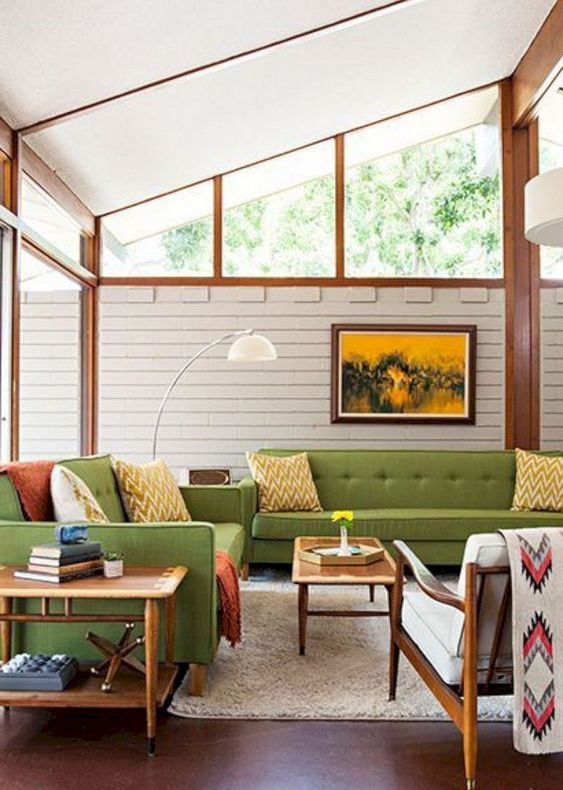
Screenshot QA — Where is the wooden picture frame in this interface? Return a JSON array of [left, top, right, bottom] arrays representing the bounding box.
[[331, 324, 476, 424]]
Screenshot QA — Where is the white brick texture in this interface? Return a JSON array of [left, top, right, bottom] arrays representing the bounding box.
[[98, 286, 506, 481], [19, 291, 81, 460]]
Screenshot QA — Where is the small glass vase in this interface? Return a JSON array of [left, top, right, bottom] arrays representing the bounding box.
[[338, 524, 352, 557]]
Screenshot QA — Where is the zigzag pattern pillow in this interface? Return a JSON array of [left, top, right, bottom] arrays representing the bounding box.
[[246, 452, 322, 513], [112, 458, 190, 523], [512, 448, 563, 512]]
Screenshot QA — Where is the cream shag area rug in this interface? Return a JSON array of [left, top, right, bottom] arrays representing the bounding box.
[[170, 579, 512, 721]]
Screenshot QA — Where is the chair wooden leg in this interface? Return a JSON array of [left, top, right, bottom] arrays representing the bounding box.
[[240, 562, 249, 581], [189, 663, 207, 696], [388, 637, 400, 701], [463, 564, 478, 790], [388, 578, 402, 702]]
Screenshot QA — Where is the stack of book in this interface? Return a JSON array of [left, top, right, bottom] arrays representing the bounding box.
[[14, 541, 104, 583]]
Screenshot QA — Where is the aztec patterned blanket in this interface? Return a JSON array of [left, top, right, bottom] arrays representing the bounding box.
[[500, 528, 563, 754]]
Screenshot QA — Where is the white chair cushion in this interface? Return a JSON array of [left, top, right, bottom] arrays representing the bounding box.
[[402, 591, 463, 685], [451, 533, 510, 659]]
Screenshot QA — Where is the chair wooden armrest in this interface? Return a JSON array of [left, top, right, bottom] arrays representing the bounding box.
[[393, 540, 465, 612]]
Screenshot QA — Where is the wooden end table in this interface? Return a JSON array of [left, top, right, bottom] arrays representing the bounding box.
[[292, 537, 396, 655], [0, 564, 187, 755]]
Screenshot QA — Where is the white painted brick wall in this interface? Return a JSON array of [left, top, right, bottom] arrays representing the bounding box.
[[19, 291, 81, 460], [98, 286, 505, 481], [540, 289, 563, 449]]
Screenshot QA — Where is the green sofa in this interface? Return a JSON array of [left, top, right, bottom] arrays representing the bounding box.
[[222, 449, 563, 566], [0, 454, 246, 694]]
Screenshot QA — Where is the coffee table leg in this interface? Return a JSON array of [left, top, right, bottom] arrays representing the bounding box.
[[0, 597, 12, 664], [298, 584, 308, 656], [369, 585, 375, 603], [144, 598, 159, 756]]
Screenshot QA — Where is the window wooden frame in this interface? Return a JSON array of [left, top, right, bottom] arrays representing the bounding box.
[[98, 81, 506, 288], [3, 128, 98, 460]]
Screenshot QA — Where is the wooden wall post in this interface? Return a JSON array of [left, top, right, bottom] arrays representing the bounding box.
[[503, 79, 540, 450]]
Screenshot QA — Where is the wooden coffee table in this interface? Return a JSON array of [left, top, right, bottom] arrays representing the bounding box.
[[292, 537, 396, 655], [0, 565, 187, 755]]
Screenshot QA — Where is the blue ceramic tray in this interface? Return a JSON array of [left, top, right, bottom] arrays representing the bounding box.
[[0, 654, 79, 691]]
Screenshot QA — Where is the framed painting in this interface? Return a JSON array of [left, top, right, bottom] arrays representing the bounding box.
[[331, 324, 476, 424]]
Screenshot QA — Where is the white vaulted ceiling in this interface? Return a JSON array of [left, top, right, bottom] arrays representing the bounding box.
[[0, 0, 557, 215]]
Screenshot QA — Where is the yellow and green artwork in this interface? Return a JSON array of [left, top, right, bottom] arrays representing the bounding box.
[[331, 325, 476, 423]]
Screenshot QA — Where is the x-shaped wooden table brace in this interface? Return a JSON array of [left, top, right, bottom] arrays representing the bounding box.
[[86, 622, 146, 692]]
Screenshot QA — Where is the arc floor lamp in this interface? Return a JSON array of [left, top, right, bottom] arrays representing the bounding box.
[[152, 328, 277, 459]]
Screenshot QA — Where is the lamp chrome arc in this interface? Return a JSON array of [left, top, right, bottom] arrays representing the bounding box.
[[151, 328, 277, 460]]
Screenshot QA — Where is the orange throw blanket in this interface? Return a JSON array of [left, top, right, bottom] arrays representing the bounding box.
[[0, 460, 55, 521], [216, 551, 242, 647]]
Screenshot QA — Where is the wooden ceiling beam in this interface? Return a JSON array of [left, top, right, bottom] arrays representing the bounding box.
[[0, 116, 12, 156], [512, 0, 563, 126], [17, 1, 416, 136], [22, 143, 95, 234]]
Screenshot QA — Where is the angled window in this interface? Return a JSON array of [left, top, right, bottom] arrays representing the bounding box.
[[345, 86, 502, 278], [21, 176, 84, 266], [539, 84, 563, 277], [222, 142, 335, 277], [102, 181, 214, 277]]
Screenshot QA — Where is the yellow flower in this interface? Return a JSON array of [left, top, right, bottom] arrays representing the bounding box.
[[332, 510, 354, 522]]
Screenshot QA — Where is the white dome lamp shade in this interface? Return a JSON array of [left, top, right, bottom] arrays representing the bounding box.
[[525, 167, 563, 247], [227, 331, 277, 361]]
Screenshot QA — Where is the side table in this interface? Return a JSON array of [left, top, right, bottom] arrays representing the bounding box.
[[0, 564, 187, 755]]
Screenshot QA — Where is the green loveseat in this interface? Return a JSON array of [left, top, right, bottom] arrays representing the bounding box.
[[220, 449, 563, 566], [0, 454, 246, 694]]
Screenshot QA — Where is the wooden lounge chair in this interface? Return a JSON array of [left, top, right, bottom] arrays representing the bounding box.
[[389, 534, 512, 789]]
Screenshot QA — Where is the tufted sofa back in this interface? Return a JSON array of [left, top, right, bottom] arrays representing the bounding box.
[[258, 449, 518, 511]]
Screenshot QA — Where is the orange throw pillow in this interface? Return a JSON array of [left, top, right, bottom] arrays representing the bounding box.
[[0, 460, 55, 521]]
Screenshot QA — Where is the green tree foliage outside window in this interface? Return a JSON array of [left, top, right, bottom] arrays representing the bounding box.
[[160, 216, 212, 274], [346, 128, 501, 277], [160, 127, 501, 278], [222, 175, 335, 277]]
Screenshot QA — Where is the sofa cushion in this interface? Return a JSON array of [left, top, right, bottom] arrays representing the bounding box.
[[112, 457, 190, 523], [59, 455, 126, 523], [51, 465, 109, 524], [512, 448, 563, 511], [0, 473, 25, 522], [252, 508, 563, 542], [257, 449, 527, 510], [247, 451, 322, 513]]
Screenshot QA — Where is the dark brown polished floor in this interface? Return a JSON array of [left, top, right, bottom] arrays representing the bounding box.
[[1, 708, 562, 790]]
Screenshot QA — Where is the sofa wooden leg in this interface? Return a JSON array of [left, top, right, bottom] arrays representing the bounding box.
[[189, 663, 207, 696], [240, 562, 249, 581]]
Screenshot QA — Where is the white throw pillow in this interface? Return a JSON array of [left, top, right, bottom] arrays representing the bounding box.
[[50, 465, 109, 524]]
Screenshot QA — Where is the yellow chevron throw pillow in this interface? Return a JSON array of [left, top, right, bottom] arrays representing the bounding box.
[[512, 448, 563, 512], [112, 458, 190, 523], [246, 452, 322, 513]]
